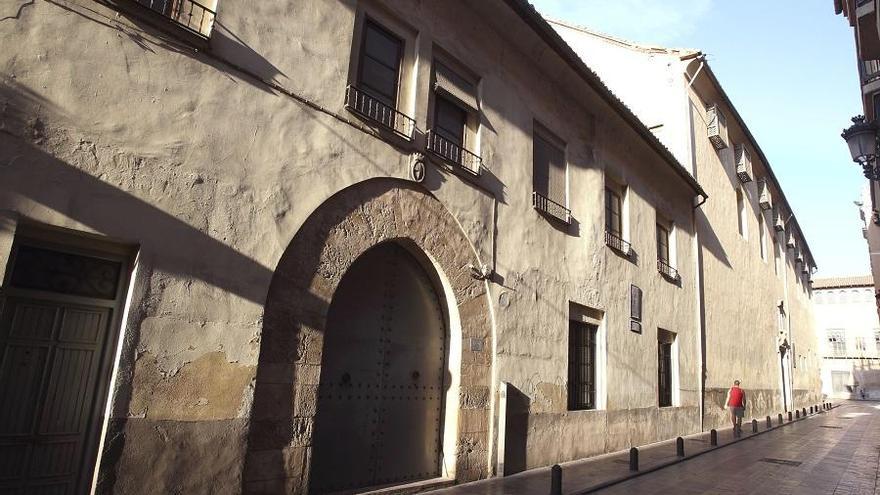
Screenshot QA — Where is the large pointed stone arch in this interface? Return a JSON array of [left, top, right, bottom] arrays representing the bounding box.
[[243, 179, 492, 494]]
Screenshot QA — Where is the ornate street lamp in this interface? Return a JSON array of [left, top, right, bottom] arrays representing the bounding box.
[[842, 115, 879, 179]]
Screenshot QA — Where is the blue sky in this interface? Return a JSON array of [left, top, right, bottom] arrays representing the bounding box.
[[532, 0, 869, 278]]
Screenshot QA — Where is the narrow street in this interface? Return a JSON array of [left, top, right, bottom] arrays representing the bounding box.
[[427, 402, 880, 495], [598, 401, 880, 494]]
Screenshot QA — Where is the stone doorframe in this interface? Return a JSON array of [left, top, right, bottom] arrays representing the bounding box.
[[243, 179, 492, 494]]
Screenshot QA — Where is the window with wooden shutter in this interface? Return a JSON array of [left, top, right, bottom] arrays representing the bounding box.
[[606, 189, 622, 237], [532, 125, 570, 223]]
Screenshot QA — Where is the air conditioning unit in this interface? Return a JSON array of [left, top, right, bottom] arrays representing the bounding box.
[[758, 179, 772, 210], [734, 144, 753, 183], [707, 104, 728, 150], [773, 208, 785, 231]]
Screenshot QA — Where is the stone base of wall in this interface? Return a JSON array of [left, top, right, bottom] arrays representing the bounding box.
[[97, 418, 248, 495], [506, 405, 700, 472]]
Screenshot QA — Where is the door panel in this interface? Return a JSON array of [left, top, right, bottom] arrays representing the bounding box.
[[0, 298, 112, 494], [310, 243, 446, 493]]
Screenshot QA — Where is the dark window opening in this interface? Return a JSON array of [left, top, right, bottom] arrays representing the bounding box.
[[606, 189, 622, 237], [657, 224, 670, 264], [10, 245, 122, 300], [658, 330, 675, 408], [568, 321, 597, 410], [358, 20, 403, 108]]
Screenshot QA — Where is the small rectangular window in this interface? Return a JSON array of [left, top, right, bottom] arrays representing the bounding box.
[[773, 236, 781, 276], [760, 221, 767, 261], [827, 329, 846, 357], [657, 224, 670, 264], [736, 187, 747, 239], [606, 189, 622, 237], [568, 321, 597, 410]]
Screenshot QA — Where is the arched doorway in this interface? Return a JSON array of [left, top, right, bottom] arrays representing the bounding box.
[[309, 242, 447, 493]]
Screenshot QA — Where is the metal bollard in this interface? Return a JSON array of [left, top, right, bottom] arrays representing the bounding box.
[[752, 419, 758, 433], [778, 413, 783, 425], [795, 410, 800, 419], [629, 447, 639, 471], [766, 416, 772, 428], [710, 429, 718, 446], [788, 411, 793, 421], [802, 408, 806, 417], [550, 464, 562, 495], [676, 437, 685, 457]]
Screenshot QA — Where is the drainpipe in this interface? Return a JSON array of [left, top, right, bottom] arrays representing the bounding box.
[[692, 194, 707, 432]]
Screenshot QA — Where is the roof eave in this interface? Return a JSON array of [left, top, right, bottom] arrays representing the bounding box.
[[503, 0, 707, 199]]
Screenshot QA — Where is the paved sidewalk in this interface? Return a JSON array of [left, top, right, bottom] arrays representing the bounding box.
[[426, 403, 870, 495]]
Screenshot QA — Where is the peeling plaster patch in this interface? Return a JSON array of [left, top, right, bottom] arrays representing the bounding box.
[[131, 351, 255, 421]]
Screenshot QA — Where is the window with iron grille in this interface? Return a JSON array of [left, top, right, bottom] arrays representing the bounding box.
[[568, 321, 597, 410], [856, 336, 867, 353], [827, 329, 846, 357], [426, 60, 482, 176], [132, 0, 217, 38], [658, 330, 675, 408], [344, 19, 415, 139]]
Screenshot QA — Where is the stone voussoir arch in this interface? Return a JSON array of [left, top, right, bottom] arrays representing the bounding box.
[[244, 178, 492, 494]]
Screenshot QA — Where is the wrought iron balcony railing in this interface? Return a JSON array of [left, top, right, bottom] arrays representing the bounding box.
[[863, 59, 880, 84], [133, 0, 216, 38], [604, 230, 631, 256], [658, 259, 680, 281], [345, 85, 415, 140], [532, 192, 571, 224], [426, 131, 482, 176]]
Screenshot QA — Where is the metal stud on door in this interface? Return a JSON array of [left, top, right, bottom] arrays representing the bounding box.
[[309, 243, 446, 493]]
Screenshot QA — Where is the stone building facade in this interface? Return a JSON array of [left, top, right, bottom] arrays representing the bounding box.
[[814, 276, 880, 399], [835, 0, 880, 315], [550, 20, 823, 430], [0, 1, 817, 494]]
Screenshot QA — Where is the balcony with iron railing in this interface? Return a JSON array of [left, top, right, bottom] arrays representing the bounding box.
[[658, 259, 680, 281], [604, 230, 631, 256], [863, 59, 880, 84], [532, 192, 571, 224], [344, 85, 415, 140], [131, 0, 216, 39], [426, 131, 482, 176]]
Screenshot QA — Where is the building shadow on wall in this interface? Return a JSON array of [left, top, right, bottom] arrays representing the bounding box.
[[0, 78, 283, 491], [44, 0, 286, 95], [503, 383, 530, 475], [697, 208, 731, 269]]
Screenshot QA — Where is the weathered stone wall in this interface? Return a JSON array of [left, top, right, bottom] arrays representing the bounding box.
[[687, 71, 821, 430], [1, 0, 712, 492]]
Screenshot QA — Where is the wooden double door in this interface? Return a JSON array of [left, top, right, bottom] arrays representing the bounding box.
[[0, 239, 129, 495]]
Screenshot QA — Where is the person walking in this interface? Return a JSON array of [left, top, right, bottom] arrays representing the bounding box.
[[726, 380, 746, 437]]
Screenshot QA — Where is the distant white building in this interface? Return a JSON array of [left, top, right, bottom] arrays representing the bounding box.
[[813, 276, 880, 399]]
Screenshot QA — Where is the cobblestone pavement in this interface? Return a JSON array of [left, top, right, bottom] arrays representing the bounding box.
[[426, 402, 880, 495]]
